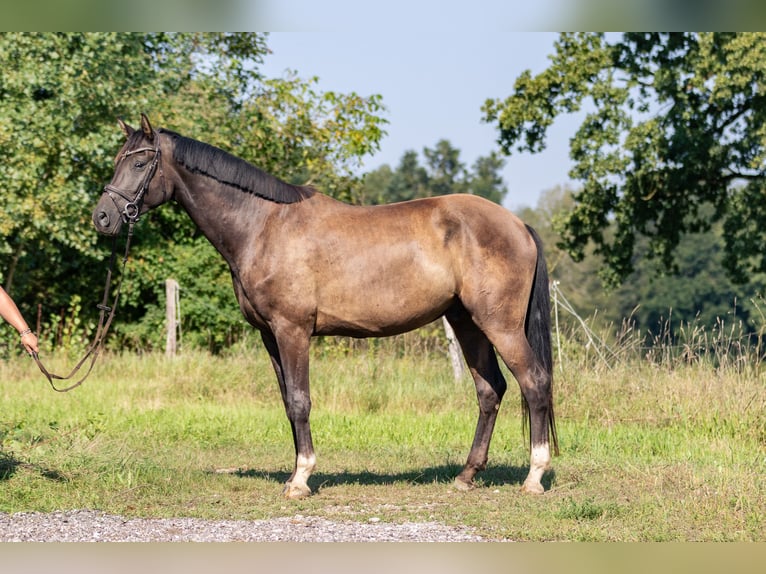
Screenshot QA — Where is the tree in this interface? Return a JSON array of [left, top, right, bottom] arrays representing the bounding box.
[[423, 139, 467, 197], [517, 186, 614, 325], [362, 141, 508, 205], [467, 152, 508, 204], [483, 32, 766, 286], [0, 33, 387, 353], [521, 186, 766, 342], [388, 150, 430, 202]]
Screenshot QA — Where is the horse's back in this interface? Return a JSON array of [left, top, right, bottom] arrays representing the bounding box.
[[311, 192, 533, 250]]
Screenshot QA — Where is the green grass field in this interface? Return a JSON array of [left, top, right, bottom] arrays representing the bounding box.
[[1, 337, 763, 541]]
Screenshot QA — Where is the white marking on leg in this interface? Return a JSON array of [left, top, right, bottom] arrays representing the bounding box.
[[283, 453, 316, 499], [292, 453, 316, 490], [522, 443, 550, 494]]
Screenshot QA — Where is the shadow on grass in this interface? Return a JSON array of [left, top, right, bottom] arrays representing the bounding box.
[[226, 463, 555, 492], [0, 449, 69, 482]]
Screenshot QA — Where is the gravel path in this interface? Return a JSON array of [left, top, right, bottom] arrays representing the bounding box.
[[0, 509, 488, 542]]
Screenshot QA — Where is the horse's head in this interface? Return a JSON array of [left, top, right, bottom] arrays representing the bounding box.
[[92, 114, 171, 236]]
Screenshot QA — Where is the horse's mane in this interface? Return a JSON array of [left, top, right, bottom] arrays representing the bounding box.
[[159, 129, 315, 204]]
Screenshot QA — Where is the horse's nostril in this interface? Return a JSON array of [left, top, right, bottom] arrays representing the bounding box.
[[97, 211, 110, 227]]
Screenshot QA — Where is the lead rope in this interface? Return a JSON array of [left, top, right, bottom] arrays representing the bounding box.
[[31, 222, 135, 392]]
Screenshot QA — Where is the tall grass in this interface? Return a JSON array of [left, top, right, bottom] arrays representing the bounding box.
[[1, 321, 764, 540], [553, 299, 766, 375]]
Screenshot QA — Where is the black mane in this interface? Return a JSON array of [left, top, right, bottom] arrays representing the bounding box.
[[159, 129, 315, 204]]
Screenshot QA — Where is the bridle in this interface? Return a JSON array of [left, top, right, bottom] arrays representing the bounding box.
[[103, 135, 165, 225], [32, 134, 165, 392]]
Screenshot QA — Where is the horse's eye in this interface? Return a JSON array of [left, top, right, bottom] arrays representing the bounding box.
[[134, 160, 147, 169]]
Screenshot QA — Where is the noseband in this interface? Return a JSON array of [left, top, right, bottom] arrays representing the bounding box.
[[103, 137, 165, 224]]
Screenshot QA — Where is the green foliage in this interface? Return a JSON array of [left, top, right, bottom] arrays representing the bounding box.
[[484, 32, 766, 286], [521, 185, 766, 341], [0, 33, 154, 307], [1, 33, 386, 352], [361, 140, 508, 205], [112, 239, 246, 354]]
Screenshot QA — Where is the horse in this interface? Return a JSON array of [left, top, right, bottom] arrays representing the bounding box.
[[92, 114, 558, 499]]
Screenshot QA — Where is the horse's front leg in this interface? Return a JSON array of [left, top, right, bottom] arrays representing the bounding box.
[[261, 327, 315, 499]]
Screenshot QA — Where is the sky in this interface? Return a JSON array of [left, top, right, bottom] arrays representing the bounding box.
[[259, 31, 582, 211]]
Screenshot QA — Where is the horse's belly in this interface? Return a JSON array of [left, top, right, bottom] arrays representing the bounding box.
[[313, 281, 455, 337], [314, 303, 452, 337]]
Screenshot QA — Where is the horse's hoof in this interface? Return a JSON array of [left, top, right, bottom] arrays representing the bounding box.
[[453, 477, 475, 492], [282, 482, 312, 500], [520, 480, 545, 495]]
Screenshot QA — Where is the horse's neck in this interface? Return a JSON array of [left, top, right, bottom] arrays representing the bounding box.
[[173, 172, 273, 266]]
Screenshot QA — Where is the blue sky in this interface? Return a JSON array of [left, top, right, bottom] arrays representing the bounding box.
[[260, 32, 582, 211]]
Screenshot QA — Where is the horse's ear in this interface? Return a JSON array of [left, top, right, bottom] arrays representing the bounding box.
[[140, 113, 154, 141], [117, 118, 134, 139]]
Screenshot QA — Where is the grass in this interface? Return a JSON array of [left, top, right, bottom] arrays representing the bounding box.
[[1, 334, 764, 541]]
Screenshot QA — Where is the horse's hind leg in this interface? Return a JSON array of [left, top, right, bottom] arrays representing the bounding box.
[[489, 330, 554, 494], [445, 307, 507, 491]]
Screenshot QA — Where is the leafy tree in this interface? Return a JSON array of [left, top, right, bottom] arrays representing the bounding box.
[[423, 139, 467, 197], [516, 186, 614, 325], [363, 140, 508, 205], [468, 152, 508, 204], [521, 186, 766, 343], [357, 163, 394, 205], [388, 150, 430, 202], [0, 34, 150, 290], [0, 32, 386, 354], [615, 226, 766, 335], [483, 32, 766, 286]]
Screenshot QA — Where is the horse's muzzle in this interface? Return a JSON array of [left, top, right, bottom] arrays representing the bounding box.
[[92, 208, 122, 236]]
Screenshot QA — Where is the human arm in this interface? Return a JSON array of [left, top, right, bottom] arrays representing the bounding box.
[[0, 286, 39, 354]]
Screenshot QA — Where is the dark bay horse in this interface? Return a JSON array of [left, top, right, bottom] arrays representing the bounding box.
[[92, 114, 558, 499]]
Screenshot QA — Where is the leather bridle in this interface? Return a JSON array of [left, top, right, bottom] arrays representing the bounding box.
[[103, 136, 165, 225]]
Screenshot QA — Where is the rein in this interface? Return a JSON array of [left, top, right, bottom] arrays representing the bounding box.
[[32, 222, 135, 392], [32, 137, 164, 391]]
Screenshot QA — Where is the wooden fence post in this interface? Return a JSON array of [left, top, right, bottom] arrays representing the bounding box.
[[442, 316, 465, 382], [165, 279, 180, 357]]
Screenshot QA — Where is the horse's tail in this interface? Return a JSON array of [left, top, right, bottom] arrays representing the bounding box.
[[522, 224, 559, 456]]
